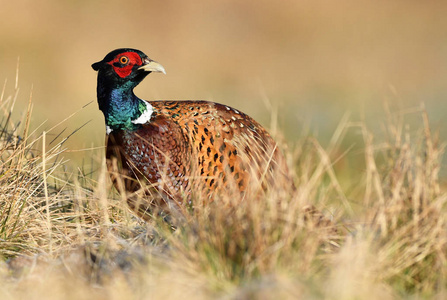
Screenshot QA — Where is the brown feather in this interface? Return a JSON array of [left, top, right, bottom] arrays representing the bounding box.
[[107, 100, 291, 218]]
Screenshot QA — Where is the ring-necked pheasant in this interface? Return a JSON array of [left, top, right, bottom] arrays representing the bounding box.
[[92, 48, 291, 219]]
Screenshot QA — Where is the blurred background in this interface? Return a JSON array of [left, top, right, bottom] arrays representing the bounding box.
[[1, 0, 447, 176]]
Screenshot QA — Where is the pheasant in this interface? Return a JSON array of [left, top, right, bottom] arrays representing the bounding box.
[[92, 48, 291, 219]]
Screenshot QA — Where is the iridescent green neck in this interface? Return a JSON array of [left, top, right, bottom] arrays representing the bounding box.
[[97, 80, 152, 134]]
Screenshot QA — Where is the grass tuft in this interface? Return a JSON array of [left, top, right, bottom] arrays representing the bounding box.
[[0, 79, 446, 299]]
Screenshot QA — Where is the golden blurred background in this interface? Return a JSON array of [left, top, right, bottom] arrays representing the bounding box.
[[1, 0, 447, 172]]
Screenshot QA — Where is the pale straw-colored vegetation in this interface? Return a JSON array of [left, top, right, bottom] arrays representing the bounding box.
[[0, 79, 446, 299]]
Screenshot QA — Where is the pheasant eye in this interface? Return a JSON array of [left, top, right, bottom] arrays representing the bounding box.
[[119, 56, 129, 65]]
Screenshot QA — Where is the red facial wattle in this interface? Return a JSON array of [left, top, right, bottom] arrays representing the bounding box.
[[107, 51, 143, 78]]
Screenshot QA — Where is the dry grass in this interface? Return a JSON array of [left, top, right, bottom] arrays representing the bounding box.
[[0, 82, 446, 299]]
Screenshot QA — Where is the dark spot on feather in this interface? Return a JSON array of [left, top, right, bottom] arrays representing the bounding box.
[[214, 153, 218, 162], [219, 144, 226, 152], [209, 179, 214, 187]]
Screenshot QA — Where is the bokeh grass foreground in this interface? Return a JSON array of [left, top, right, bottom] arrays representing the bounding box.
[[1, 81, 447, 300]]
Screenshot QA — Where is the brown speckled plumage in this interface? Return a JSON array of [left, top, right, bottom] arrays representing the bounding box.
[[107, 101, 289, 212]]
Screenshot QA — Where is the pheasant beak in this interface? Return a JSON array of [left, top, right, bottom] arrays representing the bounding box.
[[138, 58, 166, 74]]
